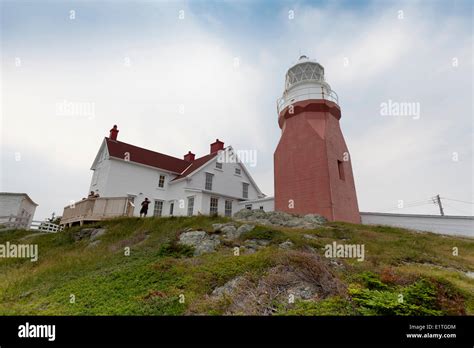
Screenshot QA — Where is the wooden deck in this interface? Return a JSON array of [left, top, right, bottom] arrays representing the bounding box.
[[60, 197, 134, 227]]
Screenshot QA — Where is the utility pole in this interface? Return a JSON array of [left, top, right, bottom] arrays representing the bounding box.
[[435, 194, 444, 216]]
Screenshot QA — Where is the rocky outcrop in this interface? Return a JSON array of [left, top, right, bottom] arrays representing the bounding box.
[[211, 276, 246, 297], [243, 239, 271, 254], [178, 230, 220, 256], [73, 228, 107, 241], [234, 210, 326, 229], [212, 222, 255, 241]]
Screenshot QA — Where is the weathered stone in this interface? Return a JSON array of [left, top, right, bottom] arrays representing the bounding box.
[[288, 283, 316, 300], [73, 228, 93, 241], [234, 209, 326, 229], [90, 228, 107, 241], [279, 240, 294, 249], [212, 223, 224, 232], [86, 240, 101, 249], [243, 239, 271, 253], [237, 224, 255, 235], [178, 230, 220, 256], [211, 276, 245, 297], [221, 225, 240, 240]]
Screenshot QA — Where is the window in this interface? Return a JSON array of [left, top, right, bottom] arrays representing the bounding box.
[[245, 204, 252, 210], [225, 200, 232, 217], [235, 168, 241, 175], [205, 173, 214, 190], [242, 183, 249, 199], [259, 206, 264, 210], [153, 200, 163, 217], [169, 202, 174, 216], [187, 196, 194, 216], [337, 160, 345, 181], [210, 197, 219, 215], [158, 175, 165, 188], [216, 162, 223, 169]]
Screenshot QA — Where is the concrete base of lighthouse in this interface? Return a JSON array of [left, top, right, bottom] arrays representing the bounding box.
[[274, 99, 361, 223]]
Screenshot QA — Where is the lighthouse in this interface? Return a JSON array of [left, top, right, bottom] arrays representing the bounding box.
[[274, 55, 360, 223]]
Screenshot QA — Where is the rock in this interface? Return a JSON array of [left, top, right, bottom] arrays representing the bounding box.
[[234, 210, 326, 229], [303, 234, 319, 240], [245, 239, 270, 247], [221, 225, 240, 240], [329, 259, 344, 268], [178, 230, 220, 256], [237, 224, 255, 235], [73, 228, 107, 242], [212, 222, 237, 233], [288, 283, 316, 300], [20, 290, 34, 298], [303, 214, 327, 225], [242, 239, 271, 253], [90, 228, 107, 241], [86, 240, 101, 249], [212, 223, 224, 232], [73, 228, 93, 241], [279, 240, 294, 249], [212, 276, 245, 297]]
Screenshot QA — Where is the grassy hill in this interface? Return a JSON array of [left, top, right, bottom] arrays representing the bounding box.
[[0, 216, 473, 315]]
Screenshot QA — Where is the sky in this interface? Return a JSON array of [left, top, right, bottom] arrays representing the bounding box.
[[1, 0, 472, 221]]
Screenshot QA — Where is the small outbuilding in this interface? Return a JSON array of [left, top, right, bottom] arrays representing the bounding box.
[[0, 192, 38, 229]]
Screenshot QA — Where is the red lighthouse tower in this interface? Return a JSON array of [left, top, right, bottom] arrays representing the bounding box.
[[274, 56, 360, 223]]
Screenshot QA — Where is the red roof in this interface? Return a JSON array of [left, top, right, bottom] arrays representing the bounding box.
[[171, 152, 218, 181], [105, 138, 216, 178]]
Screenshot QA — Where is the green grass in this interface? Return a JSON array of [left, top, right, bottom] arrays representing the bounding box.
[[0, 217, 472, 315]]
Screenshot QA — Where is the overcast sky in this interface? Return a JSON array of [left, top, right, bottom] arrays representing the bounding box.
[[1, 0, 472, 220]]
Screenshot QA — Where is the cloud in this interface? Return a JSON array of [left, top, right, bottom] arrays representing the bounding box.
[[1, 1, 472, 219]]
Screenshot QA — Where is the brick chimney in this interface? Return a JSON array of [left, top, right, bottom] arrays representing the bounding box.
[[109, 125, 119, 141], [210, 139, 224, 154], [184, 151, 195, 162]]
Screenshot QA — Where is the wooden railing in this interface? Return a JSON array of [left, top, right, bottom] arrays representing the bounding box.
[[60, 197, 134, 226], [30, 221, 63, 232]]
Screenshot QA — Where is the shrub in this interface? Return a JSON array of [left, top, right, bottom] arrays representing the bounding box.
[[357, 271, 389, 290], [240, 226, 284, 242], [349, 279, 444, 316], [158, 242, 194, 258]]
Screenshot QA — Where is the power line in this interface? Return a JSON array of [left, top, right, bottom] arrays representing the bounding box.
[[440, 197, 474, 205], [442, 202, 473, 215], [380, 201, 433, 213]]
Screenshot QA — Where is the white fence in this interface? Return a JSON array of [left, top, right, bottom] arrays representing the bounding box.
[[30, 220, 63, 233], [360, 212, 474, 237]]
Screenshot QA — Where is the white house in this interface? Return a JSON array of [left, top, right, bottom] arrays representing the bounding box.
[[87, 125, 266, 218], [0, 192, 38, 229]]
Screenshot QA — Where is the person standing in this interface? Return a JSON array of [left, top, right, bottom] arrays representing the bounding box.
[[140, 198, 150, 217]]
